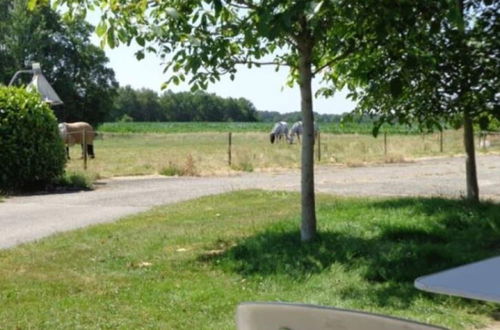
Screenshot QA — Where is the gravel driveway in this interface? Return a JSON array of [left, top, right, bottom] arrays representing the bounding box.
[[1, 154, 499, 249]]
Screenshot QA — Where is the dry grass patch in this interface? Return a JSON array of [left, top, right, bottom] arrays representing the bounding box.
[[64, 130, 499, 178]]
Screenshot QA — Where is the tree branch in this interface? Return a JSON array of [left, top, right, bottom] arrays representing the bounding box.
[[234, 59, 290, 67], [312, 45, 355, 76], [229, 0, 257, 9]]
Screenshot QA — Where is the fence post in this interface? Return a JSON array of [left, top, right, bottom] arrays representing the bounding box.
[[82, 129, 87, 170], [384, 132, 387, 156], [228, 132, 232, 166], [317, 132, 321, 162], [440, 130, 444, 153]]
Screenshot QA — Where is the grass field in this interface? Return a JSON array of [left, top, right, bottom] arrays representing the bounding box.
[[1, 191, 499, 329], [65, 129, 499, 178], [98, 121, 423, 135]]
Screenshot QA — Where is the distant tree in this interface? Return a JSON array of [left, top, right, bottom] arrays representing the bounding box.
[[256, 110, 283, 123], [111, 87, 258, 122], [234, 97, 258, 122], [135, 89, 163, 121], [256, 110, 343, 124], [0, 0, 117, 125], [108, 86, 138, 121]]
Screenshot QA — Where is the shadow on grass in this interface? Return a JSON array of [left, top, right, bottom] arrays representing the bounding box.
[[200, 198, 500, 308], [201, 197, 500, 308]]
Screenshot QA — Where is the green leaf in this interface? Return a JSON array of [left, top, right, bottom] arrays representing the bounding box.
[[390, 77, 403, 98], [165, 8, 180, 19], [100, 36, 107, 49], [136, 36, 145, 47], [107, 26, 116, 48], [135, 50, 145, 60], [430, 19, 441, 34], [96, 21, 107, 37], [447, 1, 464, 32], [27, 0, 40, 10], [214, 0, 222, 15]]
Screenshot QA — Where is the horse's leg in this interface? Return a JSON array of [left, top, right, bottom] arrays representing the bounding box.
[[66, 146, 70, 160], [87, 144, 95, 158]]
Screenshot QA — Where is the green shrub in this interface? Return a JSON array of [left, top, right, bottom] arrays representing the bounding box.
[[51, 171, 95, 191], [160, 155, 198, 176], [0, 86, 66, 192], [119, 114, 134, 122], [160, 162, 184, 176], [231, 160, 254, 172]]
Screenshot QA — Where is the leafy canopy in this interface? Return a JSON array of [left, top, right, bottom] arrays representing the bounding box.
[[341, 0, 499, 134], [2, 0, 118, 125], [33, 0, 367, 91]]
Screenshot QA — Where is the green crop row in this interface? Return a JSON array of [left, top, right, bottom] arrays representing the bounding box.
[[98, 122, 421, 135]]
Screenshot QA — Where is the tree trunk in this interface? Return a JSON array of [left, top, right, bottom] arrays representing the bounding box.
[[297, 38, 317, 242], [457, 0, 479, 202], [463, 110, 479, 202]]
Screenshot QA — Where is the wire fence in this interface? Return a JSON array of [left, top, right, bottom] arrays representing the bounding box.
[[63, 130, 500, 173]]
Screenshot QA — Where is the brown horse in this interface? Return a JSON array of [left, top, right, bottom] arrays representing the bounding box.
[[58, 122, 96, 159]]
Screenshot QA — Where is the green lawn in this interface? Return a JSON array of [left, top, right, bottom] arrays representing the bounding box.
[[1, 191, 499, 329]]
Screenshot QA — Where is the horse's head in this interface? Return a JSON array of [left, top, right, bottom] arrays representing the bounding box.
[[270, 133, 276, 144], [58, 123, 67, 138]]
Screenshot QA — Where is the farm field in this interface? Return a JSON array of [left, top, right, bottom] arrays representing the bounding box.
[[98, 121, 422, 135], [0, 191, 498, 329], [66, 127, 500, 178]]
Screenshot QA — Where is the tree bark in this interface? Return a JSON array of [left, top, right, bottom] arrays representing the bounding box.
[[457, 0, 479, 202], [297, 36, 317, 242], [463, 110, 479, 202]]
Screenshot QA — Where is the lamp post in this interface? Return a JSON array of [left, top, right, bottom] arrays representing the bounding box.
[[8, 62, 63, 106]]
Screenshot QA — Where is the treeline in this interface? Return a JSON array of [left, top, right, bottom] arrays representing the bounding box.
[[108, 86, 259, 122]]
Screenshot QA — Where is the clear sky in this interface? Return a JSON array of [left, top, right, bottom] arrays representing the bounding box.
[[87, 14, 356, 115]]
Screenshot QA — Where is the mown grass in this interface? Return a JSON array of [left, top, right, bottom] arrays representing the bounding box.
[[65, 129, 497, 178], [98, 121, 421, 135], [1, 191, 499, 329]]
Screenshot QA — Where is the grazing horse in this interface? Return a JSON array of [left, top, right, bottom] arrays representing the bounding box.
[[289, 121, 303, 144], [288, 121, 319, 144], [270, 121, 289, 144], [58, 122, 96, 159]]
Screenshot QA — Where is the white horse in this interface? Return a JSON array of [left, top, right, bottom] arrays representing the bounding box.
[[289, 121, 303, 144], [288, 121, 319, 144], [478, 133, 491, 149], [270, 121, 289, 144], [58, 122, 96, 159]]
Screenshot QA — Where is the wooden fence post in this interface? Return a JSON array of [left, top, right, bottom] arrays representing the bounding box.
[[440, 130, 444, 153], [228, 132, 232, 166], [82, 129, 87, 170], [317, 132, 321, 162], [384, 132, 387, 156]]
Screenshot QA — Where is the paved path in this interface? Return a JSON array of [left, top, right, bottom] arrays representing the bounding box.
[[1, 155, 499, 249]]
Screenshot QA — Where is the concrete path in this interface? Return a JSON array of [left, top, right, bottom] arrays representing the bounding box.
[[1, 154, 499, 249]]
